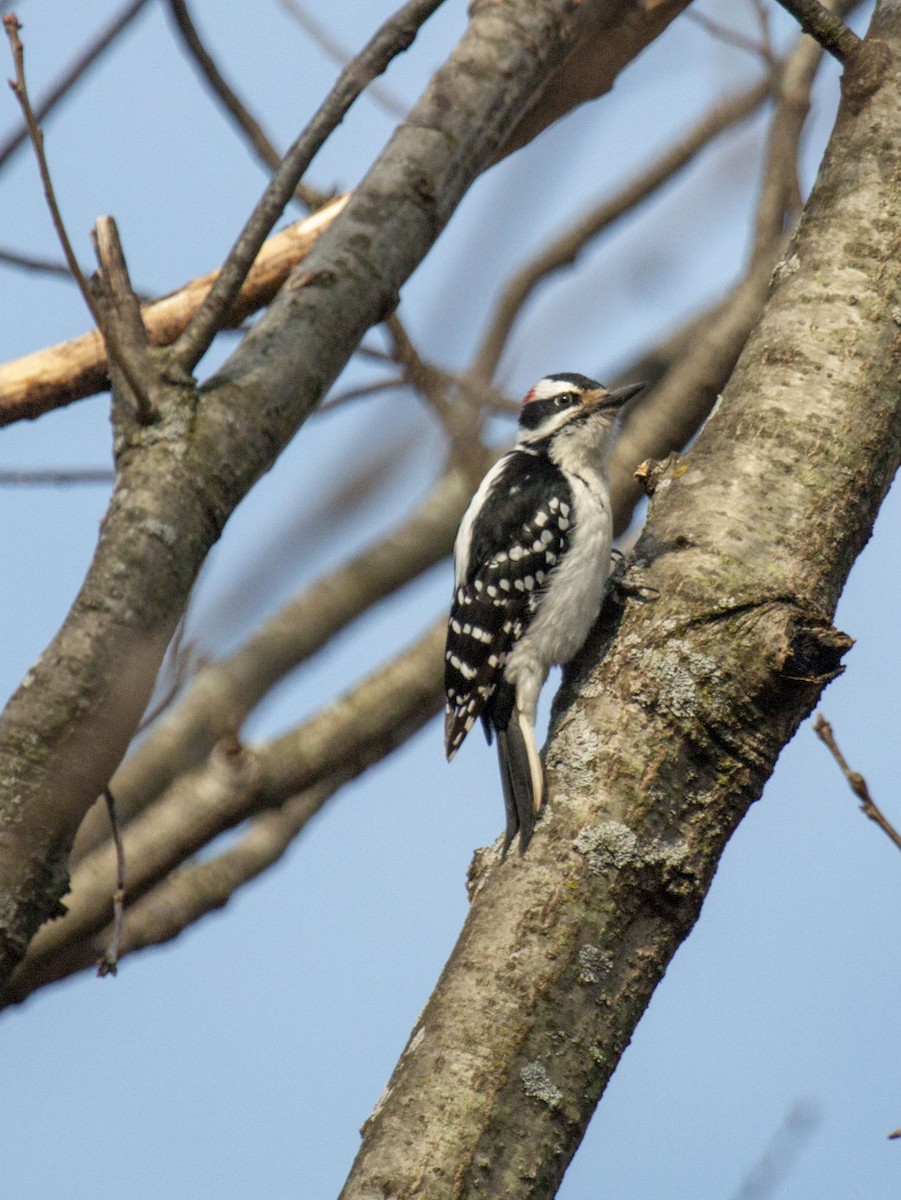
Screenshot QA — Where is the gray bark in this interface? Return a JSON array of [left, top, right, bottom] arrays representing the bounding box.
[[337, 12, 900, 1199]]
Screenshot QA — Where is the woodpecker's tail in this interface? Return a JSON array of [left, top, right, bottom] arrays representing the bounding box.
[[496, 709, 545, 857]]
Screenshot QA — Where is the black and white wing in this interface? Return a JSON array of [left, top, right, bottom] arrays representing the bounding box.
[[444, 449, 572, 758]]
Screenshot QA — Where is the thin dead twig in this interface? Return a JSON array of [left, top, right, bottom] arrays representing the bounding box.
[[0, 0, 151, 172], [3, 15, 155, 420], [685, 9, 776, 65], [813, 714, 901, 853], [172, 0, 444, 373], [386, 314, 472, 443], [277, 0, 408, 118], [319, 375, 406, 413], [11, 621, 445, 997], [12, 775, 349, 993], [0, 194, 348, 426], [96, 789, 126, 977], [0, 468, 113, 485], [0, 244, 81, 278], [165, 0, 328, 210]]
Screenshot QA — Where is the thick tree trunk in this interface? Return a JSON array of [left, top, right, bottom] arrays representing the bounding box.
[[337, 13, 900, 1200]]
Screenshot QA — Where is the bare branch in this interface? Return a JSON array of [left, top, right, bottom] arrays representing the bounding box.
[[319, 375, 405, 413], [0, 194, 348, 425], [95, 789, 126, 977], [72, 462, 485, 860], [172, 0, 445, 373], [386, 314, 471, 443], [774, 0, 862, 62], [0, 0, 151, 172], [276, 0, 408, 118], [610, 15, 841, 532], [90, 215, 157, 422], [9, 775, 347, 992], [165, 0, 328, 210], [2, 16, 102, 332], [0, 468, 113, 486], [685, 8, 776, 65], [3, 16, 156, 420], [7, 621, 445, 1001], [0, 244, 80, 278], [471, 73, 775, 383], [813, 714, 901, 853]]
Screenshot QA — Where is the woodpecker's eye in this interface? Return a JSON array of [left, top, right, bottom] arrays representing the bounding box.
[[554, 392, 578, 407]]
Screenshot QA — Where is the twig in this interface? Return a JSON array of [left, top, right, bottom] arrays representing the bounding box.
[[12, 622, 446, 990], [729, 1101, 821, 1200], [3, 15, 156, 420], [3, 15, 105, 332], [612, 11, 847, 533], [319, 375, 406, 413], [0, 244, 81, 278], [0, 194, 348, 426], [0, 468, 113, 485], [53, 774, 349, 984], [773, 0, 862, 64], [70, 463, 485, 862], [470, 72, 775, 383], [685, 9, 776, 65], [386, 314, 464, 439], [165, 0, 328, 210], [172, 0, 444, 373], [90, 215, 157, 421], [813, 714, 901, 853], [96, 788, 126, 977], [276, 0, 408, 118], [0, 0, 151, 172]]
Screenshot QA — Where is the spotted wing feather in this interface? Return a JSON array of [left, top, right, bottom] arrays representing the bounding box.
[[444, 451, 572, 757]]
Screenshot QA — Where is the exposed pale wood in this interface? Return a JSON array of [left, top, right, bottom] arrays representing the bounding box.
[[0, 194, 348, 424]]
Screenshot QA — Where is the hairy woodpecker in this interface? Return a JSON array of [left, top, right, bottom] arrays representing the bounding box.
[[444, 372, 646, 855]]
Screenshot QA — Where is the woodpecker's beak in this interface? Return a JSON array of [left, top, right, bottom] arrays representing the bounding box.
[[596, 380, 648, 410]]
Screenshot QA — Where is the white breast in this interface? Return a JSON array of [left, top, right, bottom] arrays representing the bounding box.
[[503, 474, 612, 723]]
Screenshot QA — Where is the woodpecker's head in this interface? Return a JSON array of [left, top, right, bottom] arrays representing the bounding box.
[[516, 373, 646, 446]]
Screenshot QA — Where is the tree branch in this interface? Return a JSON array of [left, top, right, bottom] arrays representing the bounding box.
[[71, 462, 485, 860], [336, 0, 901, 1192], [813, 713, 901, 853], [0, 194, 348, 425], [471, 73, 775, 384], [0, 468, 113, 486], [6, 775, 347, 996], [5, 621, 445, 1002], [164, 0, 328, 210], [171, 0, 444, 373], [3, 14, 155, 419], [0, 0, 151, 173], [774, 0, 862, 62]]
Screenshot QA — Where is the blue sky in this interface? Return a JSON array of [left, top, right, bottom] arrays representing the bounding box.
[[0, 2, 898, 1197]]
